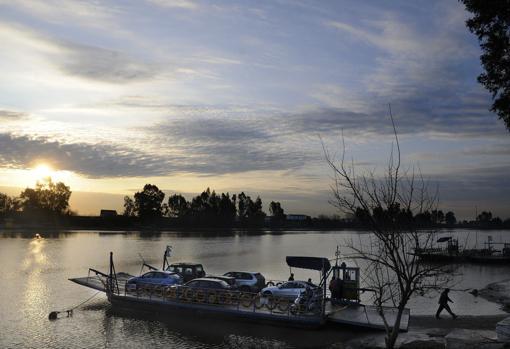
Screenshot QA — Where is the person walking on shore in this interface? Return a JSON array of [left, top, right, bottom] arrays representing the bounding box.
[[436, 288, 457, 319]]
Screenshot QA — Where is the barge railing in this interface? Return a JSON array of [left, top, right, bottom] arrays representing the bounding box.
[[121, 283, 323, 318]]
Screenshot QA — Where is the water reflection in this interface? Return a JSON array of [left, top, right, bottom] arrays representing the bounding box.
[[103, 305, 360, 348], [21, 238, 52, 347]]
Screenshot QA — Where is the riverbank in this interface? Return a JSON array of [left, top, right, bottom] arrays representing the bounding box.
[[334, 315, 509, 348], [480, 279, 510, 312], [335, 279, 510, 349]]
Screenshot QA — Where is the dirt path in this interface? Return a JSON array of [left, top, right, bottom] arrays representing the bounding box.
[[410, 314, 508, 330]]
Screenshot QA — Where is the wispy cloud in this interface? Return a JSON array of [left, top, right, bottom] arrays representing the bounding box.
[[56, 41, 159, 83], [0, 110, 28, 120], [0, 23, 160, 84], [146, 0, 199, 10], [0, 0, 125, 32], [0, 133, 178, 178]]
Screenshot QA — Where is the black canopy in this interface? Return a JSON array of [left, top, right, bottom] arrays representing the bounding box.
[[286, 256, 331, 272]]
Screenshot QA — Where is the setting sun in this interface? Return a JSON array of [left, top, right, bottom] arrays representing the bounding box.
[[32, 164, 53, 179], [28, 164, 72, 185]]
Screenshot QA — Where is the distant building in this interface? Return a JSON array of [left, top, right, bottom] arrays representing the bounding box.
[[286, 214, 310, 221], [100, 209, 118, 217]]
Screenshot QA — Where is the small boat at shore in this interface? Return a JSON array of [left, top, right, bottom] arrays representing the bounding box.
[[415, 236, 510, 264], [69, 250, 410, 331]]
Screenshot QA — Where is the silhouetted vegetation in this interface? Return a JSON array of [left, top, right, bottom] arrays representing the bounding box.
[[1, 181, 510, 230], [133, 184, 165, 220], [323, 111, 454, 348], [19, 178, 72, 216], [461, 0, 510, 130], [123, 186, 265, 227], [269, 201, 285, 224], [0, 193, 20, 217]]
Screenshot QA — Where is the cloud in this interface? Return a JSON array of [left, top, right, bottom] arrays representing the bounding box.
[[146, 0, 199, 10], [319, 2, 505, 137], [0, 0, 126, 33], [0, 110, 28, 120], [0, 133, 179, 178], [56, 42, 159, 83], [0, 23, 159, 84], [0, 129, 312, 177], [147, 112, 313, 174]]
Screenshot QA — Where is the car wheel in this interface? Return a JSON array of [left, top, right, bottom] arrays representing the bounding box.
[[263, 291, 272, 297]]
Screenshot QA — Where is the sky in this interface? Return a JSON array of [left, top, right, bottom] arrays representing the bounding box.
[[0, 0, 509, 219]]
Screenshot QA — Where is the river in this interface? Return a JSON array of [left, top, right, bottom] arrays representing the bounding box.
[[1, 229, 509, 348]]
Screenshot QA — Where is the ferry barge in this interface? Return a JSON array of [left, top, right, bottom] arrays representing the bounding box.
[[415, 236, 510, 264], [70, 251, 409, 331]]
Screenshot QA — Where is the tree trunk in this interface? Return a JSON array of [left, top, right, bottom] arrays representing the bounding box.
[[385, 307, 404, 349]]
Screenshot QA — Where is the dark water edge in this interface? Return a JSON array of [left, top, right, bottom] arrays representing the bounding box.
[[3, 212, 510, 232]]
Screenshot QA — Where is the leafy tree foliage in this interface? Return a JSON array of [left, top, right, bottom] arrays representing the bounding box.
[[477, 210, 493, 223], [134, 184, 165, 219], [124, 186, 278, 226], [0, 193, 20, 216], [431, 210, 445, 224], [269, 201, 285, 220], [217, 192, 237, 223], [476, 210, 504, 228], [123, 196, 136, 217], [461, 0, 510, 130], [19, 178, 71, 215], [445, 211, 457, 226], [167, 194, 189, 218], [187, 188, 237, 224], [237, 192, 266, 225]]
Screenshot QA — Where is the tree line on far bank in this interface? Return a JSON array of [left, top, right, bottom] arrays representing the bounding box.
[[347, 204, 510, 229], [122, 184, 286, 227], [0, 178, 72, 219], [0, 180, 509, 229]]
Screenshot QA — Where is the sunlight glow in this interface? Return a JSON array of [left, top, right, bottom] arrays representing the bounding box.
[[29, 164, 72, 184], [33, 164, 53, 179]]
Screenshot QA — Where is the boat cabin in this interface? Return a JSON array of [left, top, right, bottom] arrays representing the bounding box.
[[331, 263, 360, 302]]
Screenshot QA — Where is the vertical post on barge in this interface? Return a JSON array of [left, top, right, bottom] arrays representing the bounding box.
[[322, 259, 327, 316], [162, 245, 172, 270], [108, 252, 119, 296]]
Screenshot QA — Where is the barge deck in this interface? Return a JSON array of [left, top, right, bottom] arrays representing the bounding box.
[[70, 271, 409, 331]]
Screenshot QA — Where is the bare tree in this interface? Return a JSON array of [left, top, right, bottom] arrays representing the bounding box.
[[322, 108, 452, 349]]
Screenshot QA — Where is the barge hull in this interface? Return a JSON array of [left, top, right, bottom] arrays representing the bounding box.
[[109, 294, 324, 329]]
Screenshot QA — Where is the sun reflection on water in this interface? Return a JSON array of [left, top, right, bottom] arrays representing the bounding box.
[[23, 238, 48, 269], [22, 238, 50, 323]]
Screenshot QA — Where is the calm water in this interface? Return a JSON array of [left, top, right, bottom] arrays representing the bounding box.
[[1, 229, 509, 348]]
